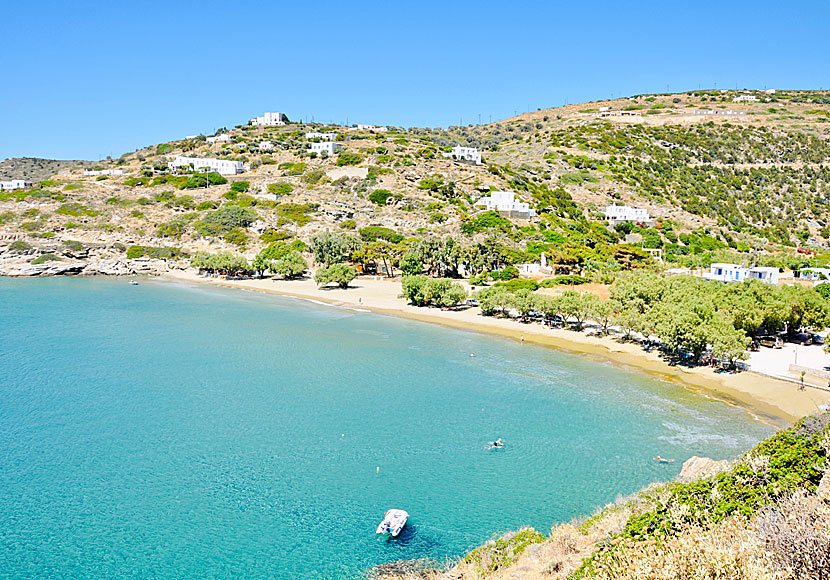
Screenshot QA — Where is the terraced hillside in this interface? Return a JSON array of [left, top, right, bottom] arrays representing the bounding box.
[[1, 89, 830, 276]]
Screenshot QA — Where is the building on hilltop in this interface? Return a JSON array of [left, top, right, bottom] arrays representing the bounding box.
[[308, 142, 343, 156], [474, 190, 536, 218], [0, 180, 31, 190], [251, 112, 287, 126], [305, 132, 338, 141], [353, 124, 387, 133], [206, 134, 231, 144], [83, 169, 125, 176], [442, 146, 482, 165], [701, 263, 779, 285], [603, 205, 650, 225], [169, 156, 245, 175], [733, 95, 759, 103]]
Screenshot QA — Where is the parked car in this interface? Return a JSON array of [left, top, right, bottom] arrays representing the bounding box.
[[785, 332, 813, 346], [758, 335, 783, 349], [811, 333, 825, 346]]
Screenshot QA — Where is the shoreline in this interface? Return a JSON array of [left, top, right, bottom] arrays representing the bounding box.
[[157, 270, 830, 426]]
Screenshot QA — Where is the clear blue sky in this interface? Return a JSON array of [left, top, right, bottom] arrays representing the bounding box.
[[2, 0, 828, 161]]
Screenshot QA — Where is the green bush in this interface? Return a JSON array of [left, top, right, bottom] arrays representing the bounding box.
[[126, 246, 189, 260], [223, 227, 249, 247], [337, 151, 363, 166], [358, 226, 403, 243], [540, 275, 590, 286], [461, 211, 512, 234], [276, 203, 315, 226], [268, 182, 293, 196], [368, 189, 395, 205], [56, 203, 99, 217], [339, 219, 356, 229], [31, 253, 61, 264], [260, 228, 291, 243], [230, 181, 250, 193], [401, 275, 468, 307], [494, 278, 539, 292], [62, 240, 83, 252], [196, 207, 257, 236], [314, 263, 358, 288], [9, 240, 32, 252]]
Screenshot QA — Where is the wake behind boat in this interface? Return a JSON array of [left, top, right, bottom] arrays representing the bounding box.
[[376, 509, 409, 537]]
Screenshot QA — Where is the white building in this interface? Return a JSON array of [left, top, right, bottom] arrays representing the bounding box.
[[702, 263, 779, 285], [761, 89, 777, 94], [206, 134, 231, 144], [703, 263, 749, 283], [259, 141, 276, 150], [798, 267, 830, 282], [354, 124, 387, 133], [308, 142, 343, 156], [604, 205, 650, 224], [0, 180, 30, 190], [442, 146, 482, 165], [305, 132, 338, 141], [733, 95, 759, 103], [475, 190, 536, 218], [169, 156, 245, 175], [83, 169, 125, 176], [251, 112, 287, 126], [747, 267, 779, 285]]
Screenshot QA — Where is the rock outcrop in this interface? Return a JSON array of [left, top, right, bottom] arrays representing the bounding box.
[[678, 456, 731, 482]]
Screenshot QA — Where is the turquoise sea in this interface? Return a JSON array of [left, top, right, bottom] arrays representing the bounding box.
[[0, 277, 773, 578]]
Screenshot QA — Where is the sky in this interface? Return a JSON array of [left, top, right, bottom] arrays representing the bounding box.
[[1, 0, 828, 161]]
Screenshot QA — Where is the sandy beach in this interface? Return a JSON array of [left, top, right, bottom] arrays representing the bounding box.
[[162, 270, 830, 426]]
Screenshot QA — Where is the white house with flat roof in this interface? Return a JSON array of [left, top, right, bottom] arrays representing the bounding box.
[[354, 124, 387, 133], [169, 156, 245, 175], [206, 134, 231, 144], [0, 180, 30, 190], [703, 263, 749, 283], [442, 146, 482, 165], [475, 190, 536, 218], [701, 263, 779, 285], [308, 142, 343, 156], [733, 95, 759, 103], [84, 169, 125, 176], [305, 132, 338, 141], [251, 112, 287, 126], [747, 267, 779, 285], [604, 204, 650, 224]]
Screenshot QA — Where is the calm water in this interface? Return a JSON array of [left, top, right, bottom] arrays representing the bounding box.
[[0, 277, 773, 578]]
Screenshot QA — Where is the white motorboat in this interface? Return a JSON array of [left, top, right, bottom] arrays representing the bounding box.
[[376, 509, 409, 537], [129, 280, 139, 286]]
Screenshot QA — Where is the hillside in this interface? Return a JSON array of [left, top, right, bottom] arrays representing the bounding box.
[[1, 89, 830, 277]]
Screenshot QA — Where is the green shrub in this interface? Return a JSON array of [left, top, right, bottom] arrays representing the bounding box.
[[268, 182, 293, 196], [260, 228, 291, 243], [539, 275, 590, 286], [368, 189, 400, 206], [276, 203, 316, 226], [230, 181, 250, 193], [195, 206, 257, 236], [461, 211, 512, 234], [301, 170, 327, 185], [358, 226, 403, 243], [126, 245, 189, 260], [31, 253, 61, 264], [62, 240, 83, 252], [337, 151, 363, 166], [314, 263, 358, 288], [223, 227, 249, 247], [339, 219, 356, 229], [9, 240, 32, 252], [494, 278, 539, 292], [401, 276, 468, 307], [56, 203, 99, 217], [463, 528, 546, 574]]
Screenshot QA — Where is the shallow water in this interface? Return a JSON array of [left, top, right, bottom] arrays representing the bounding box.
[[0, 277, 773, 578]]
